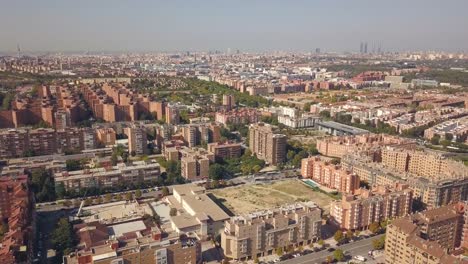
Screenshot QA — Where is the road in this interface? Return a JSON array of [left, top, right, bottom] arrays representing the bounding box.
[[36, 169, 299, 212], [36, 188, 164, 212], [280, 234, 384, 264]]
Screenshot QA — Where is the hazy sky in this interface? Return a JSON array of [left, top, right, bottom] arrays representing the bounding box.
[[1, 0, 467, 53]]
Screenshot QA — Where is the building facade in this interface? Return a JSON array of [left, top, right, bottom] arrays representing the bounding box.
[[385, 204, 466, 264], [330, 183, 413, 230], [301, 156, 360, 194], [221, 202, 322, 261], [207, 141, 242, 160], [248, 123, 286, 165], [54, 160, 160, 192]]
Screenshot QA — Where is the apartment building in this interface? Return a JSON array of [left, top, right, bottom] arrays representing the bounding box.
[[301, 156, 360, 194], [215, 108, 261, 125], [0, 127, 97, 159], [64, 221, 201, 264], [0, 175, 34, 263], [54, 160, 160, 192], [180, 148, 214, 180], [316, 133, 412, 159], [330, 183, 413, 230], [96, 127, 117, 146], [385, 204, 467, 264], [249, 123, 286, 165], [424, 117, 468, 142], [222, 94, 235, 110], [277, 113, 321, 128], [221, 202, 322, 261], [54, 109, 71, 130], [207, 141, 242, 160], [343, 153, 468, 209], [165, 104, 180, 125], [124, 125, 148, 155], [180, 122, 222, 147], [381, 147, 467, 179]]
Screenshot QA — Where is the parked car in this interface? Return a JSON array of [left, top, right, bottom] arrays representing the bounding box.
[[354, 255, 366, 261]]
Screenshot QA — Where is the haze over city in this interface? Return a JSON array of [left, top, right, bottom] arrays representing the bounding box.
[[1, 0, 468, 53]]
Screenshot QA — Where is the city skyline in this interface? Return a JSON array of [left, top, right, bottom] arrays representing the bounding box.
[[1, 0, 468, 53]]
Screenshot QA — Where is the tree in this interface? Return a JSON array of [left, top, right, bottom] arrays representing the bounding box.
[[445, 133, 454, 141], [252, 165, 262, 173], [275, 247, 284, 256], [319, 110, 331, 119], [125, 192, 133, 201], [326, 255, 333, 263], [162, 186, 170, 196], [346, 230, 354, 241], [334, 230, 345, 243], [318, 239, 325, 247], [209, 163, 225, 180], [55, 183, 66, 199], [105, 193, 113, 203], [66, 159, 82, 171], [84, 198, 93, 206], [333, 249, 345, 262], [369, 222, 380, 234], [211, 180, 220, 189], [170, 208, 178, 216], [111, 153, 118, 166], [440, 139, 451, 147], [430, 135, 441, 145], [135, 189, 142, 198], [30, 168, 56, 202], [372, 235, 386, 250], [380, 219, 390, 229], [0, 221, 9, 238], [115, 194, 123, 201], [51, 218, 76, 256], [253, 256, 259, 263], [94, 197, 103, 204]]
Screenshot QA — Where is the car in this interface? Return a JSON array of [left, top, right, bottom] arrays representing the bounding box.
[[327, 248, 335, 252], [353, 255, 366, 261], [303, 249, 313, 255]]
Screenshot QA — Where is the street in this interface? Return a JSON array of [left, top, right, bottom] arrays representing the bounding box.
[[280, 234, 385, 264]]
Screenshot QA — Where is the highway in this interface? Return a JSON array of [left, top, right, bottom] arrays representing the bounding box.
[[280, 234, 384, 264]]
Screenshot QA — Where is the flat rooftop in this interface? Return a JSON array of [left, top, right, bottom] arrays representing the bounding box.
[[318, 121, 370, 135]]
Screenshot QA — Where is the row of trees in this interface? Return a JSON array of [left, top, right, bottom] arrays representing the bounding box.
[[51, 218, 77, 258], [184, 78, 270, 108], [208, 149, 266, 181], [283, 140, 320, 169]]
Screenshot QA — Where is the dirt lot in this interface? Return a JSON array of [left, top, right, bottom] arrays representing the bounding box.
[[210, 179, 334, 215]]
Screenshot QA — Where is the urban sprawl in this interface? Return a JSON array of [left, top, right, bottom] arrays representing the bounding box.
[[0, 50, 467, 264]]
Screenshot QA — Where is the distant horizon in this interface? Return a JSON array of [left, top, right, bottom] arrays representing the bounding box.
[[2, 0, 468, 53], [1, 48, 466, 56]]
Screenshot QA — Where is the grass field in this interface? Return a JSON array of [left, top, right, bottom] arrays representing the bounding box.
[[209, 179, 334, 215]]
